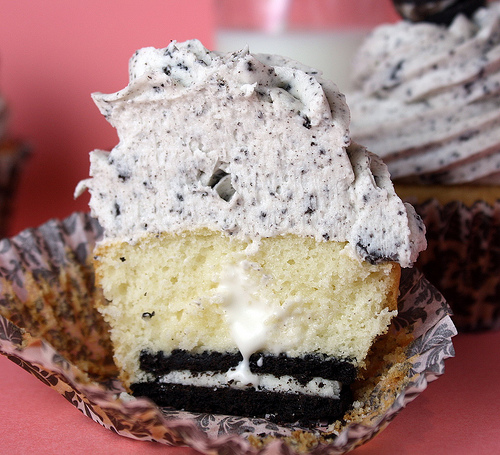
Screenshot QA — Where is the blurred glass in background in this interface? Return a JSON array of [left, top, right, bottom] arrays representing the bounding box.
[[215, 0, 398, 91]]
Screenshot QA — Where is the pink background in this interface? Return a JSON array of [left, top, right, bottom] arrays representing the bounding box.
[[0, 0, 215, 236], [218, 0, 399, 31]]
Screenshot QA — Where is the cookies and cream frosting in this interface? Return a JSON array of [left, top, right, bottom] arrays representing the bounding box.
[[76, 39, 425, 267], [348, 3, 500, 185]]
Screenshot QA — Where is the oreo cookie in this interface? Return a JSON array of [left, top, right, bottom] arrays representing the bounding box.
[[393, 0, 486, 25]]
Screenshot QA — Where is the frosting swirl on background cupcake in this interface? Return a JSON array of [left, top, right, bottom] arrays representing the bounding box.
[[348, 2, 500, 185]]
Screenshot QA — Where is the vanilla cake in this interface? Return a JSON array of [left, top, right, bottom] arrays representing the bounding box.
[[76, 40, 426, 422]]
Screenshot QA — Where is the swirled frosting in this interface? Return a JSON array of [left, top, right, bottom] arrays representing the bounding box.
[[348, 3, 500, 185], [76, 39, 425, 267]]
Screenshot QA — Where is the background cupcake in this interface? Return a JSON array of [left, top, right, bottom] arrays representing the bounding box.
[[0, 77, 29, 238], [347, 0, 500, 331]]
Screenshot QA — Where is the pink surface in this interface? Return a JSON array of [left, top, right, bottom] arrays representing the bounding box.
[[1, 331, 499, 454], [0, 0, 215, 237]]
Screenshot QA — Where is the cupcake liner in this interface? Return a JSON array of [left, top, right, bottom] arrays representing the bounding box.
[[0, 212, 456, 454], [412, 199, 500, 332]]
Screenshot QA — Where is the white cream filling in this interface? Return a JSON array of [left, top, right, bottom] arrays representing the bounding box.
[[158, 369, 341, 398], [218, 259, 279, 385]]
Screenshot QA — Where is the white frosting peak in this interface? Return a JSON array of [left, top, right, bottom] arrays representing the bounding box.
[[77, 39, 425, 267]]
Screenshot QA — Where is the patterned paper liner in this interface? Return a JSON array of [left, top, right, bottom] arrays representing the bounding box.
[[0, 212, 456, 454], [413, 199, 500, 332]]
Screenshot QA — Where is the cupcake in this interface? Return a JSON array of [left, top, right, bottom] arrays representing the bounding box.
[[347, 0, 500, 331], [76, 39, 426, 423]]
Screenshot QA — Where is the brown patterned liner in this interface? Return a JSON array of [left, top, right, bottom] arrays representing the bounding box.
[[413, 199, 500, 332], [0, 212, 456, 454]]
